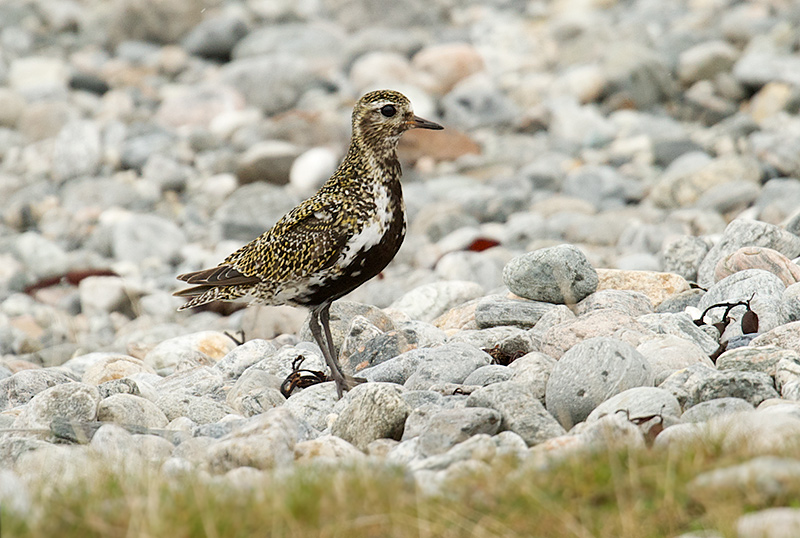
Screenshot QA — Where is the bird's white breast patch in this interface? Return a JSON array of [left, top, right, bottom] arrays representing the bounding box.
[[337, 183, 394, 268]]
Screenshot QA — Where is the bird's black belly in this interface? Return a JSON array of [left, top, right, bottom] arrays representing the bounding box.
[[298, 217, 405, 307]]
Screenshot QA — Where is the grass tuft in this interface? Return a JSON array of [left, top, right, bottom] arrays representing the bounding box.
[[4, 436, 800, 538]]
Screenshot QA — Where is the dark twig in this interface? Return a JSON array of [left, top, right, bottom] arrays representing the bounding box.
[[280, 355, 328, 398], [224, 330, 246, 346], [695, 293, 756, 327]]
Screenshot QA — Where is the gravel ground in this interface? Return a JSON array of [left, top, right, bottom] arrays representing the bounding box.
[[3, 0, 800, 533]]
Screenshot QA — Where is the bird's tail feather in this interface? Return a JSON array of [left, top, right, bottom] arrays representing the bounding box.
[[174, 285, 249, 311]]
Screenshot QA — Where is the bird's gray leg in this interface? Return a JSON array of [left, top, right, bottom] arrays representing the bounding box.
[[317, 303, 366, 397], [310, 304, 348, 397]]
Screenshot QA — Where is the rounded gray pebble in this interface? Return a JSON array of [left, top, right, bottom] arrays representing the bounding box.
[[330, 382, 410, 450], [97, 393, 169, 429], [503, 244, 598, 304], [681, 397, 755, 423], [463, 364, 513, 387], [13, 382, 100, 431], [586, 387, 681, 423], [545, 337, 654, 429]]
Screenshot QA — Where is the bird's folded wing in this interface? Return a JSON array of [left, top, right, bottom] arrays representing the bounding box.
[[220, 202, 353, 283]]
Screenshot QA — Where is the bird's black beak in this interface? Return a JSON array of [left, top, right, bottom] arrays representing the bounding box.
[[406, 115, 443, 130]]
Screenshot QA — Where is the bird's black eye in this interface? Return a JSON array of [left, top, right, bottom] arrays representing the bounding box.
[[380, 104, 396, 117]]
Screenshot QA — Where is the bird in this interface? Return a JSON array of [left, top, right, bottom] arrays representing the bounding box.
[[174, 89, 443, 397]]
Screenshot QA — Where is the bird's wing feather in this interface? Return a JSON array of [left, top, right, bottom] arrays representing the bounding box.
[[222, 199, 355, 283], [176, 265, 260, 287]]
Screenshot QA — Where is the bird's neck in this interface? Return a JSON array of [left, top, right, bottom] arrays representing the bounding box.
[[347, 135, 402, 186]]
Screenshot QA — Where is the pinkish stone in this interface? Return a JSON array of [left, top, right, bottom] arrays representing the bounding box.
[[714, 246, 800, 286]]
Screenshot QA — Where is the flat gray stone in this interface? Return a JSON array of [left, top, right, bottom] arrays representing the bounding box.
[[360, 347, 429, 385], [448, 326, 536, 353], [408, 433, 497, 472], [680, 397, 754, 423], [403, 342, 491, 390], [695, 370, 779, 407], [299, 301, 396, 356], [401, 390, 443, 410], [417, 407, 502, 457], [389, 281, 485, 322], [204, 408, 302, 473], [214, 182, 301, 241], [344, 321, 447, 373], [467, 381, 566, 446], [474, 296, 555, 329], [213, 339, 278, 381], [752, 321, 800, 355], [656, 289, 705, 314], [562, 165, 640, 210], [636, 312, 720, 356], [154, 393, 235, 424], [678, 40, 738, 84], [575, 289, 653, 317], [660, 363, 778, 409], [716, 345, 797, 376], [182, 15, 248, 61]]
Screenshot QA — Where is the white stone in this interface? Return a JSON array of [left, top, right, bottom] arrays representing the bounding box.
[[289, 146, 338, 194]]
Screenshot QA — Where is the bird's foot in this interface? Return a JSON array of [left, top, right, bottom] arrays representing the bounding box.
[[332, 373, 367, 398]]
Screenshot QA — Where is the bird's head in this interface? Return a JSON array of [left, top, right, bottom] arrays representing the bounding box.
[[351, 90, 442, 151]]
